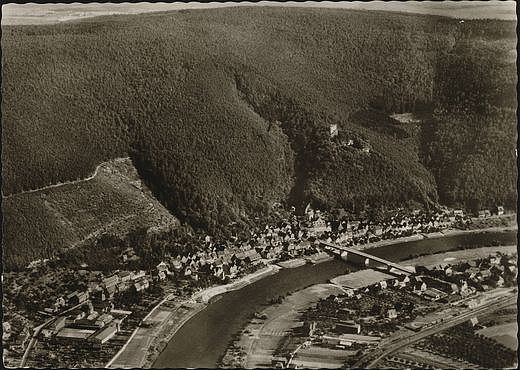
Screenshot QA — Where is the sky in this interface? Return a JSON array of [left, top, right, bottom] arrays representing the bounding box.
[[1, 1, 517, 25]]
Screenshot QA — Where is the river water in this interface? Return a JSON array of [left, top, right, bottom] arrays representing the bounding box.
[[153, 230, 516, 368]]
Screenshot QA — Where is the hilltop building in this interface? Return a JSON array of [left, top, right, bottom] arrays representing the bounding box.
[[330, 124, 338, 138]]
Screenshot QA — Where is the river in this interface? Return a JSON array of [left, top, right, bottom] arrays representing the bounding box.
[[152, 230, 516, 368]]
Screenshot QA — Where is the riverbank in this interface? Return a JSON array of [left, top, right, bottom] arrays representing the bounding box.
[[196, 265, 282, 304], [221, 283, 345, 368], [110, 224, 517, 368], [403, 244, 517, 268], [353, 224, 517, 253], [108, 265, 281, 368], [221, 235, 518, 369]]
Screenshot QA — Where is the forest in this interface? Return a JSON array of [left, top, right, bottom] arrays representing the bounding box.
[[2, 7, 517, 259]]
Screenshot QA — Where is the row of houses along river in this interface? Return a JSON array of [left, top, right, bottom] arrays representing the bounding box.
[[152, 230, 516, 368]]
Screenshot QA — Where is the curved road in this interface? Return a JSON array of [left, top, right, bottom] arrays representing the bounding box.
[[20, 301, 88, 367], [3, 157, 129, 199]]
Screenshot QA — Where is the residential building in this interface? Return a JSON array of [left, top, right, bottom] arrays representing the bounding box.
[[118, 271, 133, 282], [102, 275, 120, 289], [133, 278, 149, 292], [387, 309, 398, 319], [330, 124, 339, 138]]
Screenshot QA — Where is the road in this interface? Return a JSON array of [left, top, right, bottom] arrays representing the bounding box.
[[20, 301, 88, 367], [286, 341, 307, 368], [106, 290, 177, 368], [354, 293, 517, 368], [2, 157, 129, 199]]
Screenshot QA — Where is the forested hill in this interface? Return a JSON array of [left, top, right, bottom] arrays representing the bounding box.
[[2, 7, 517, 235]]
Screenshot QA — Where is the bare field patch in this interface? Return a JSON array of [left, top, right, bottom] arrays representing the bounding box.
[[3, 158, 179, 270]]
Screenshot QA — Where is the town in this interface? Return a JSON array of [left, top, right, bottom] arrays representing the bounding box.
[[220, 250, 517, 369], [2, 204, 514, 368]]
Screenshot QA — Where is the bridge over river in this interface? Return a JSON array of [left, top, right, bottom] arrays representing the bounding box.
[[320, 241, 415, 275]]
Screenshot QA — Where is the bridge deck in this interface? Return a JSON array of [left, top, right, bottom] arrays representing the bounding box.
[[320, 242, 413, 274]]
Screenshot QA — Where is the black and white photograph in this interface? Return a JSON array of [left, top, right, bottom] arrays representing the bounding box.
[[1, 1, 518, 368]]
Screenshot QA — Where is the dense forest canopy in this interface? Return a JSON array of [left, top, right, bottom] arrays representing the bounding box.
[[2, 7, 517, 245]]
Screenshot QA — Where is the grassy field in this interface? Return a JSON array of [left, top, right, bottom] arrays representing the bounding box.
[[477, 322, 518, 351], [2, 158, 179, 270]]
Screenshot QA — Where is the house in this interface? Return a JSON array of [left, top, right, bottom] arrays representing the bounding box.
[[41, 316, 66, 338], [467, 299, 479, 309], [93, 300, 114, 314], [399, 275, 410, 288], [450, 283, 459, 294], [171, 260, 183, 272], [370, 225, 383, 236], [66, 309, 86, 324], [118, 271, 133, 282], [387, 309, 398, 319], [95, 314, 114, 327], [54, 296, 66, 308], [157, 271, 167, 280], [133, 279, 149, 292], [246, 250, 262, 264], [229, 264, 239, 278], [132, 270, 146, 280], [213, 267, 225, 280], [330, 124, 339, 138], [453, 209, 464, 217], [102, 275, 120, 289], [304, 203, 315, 221], [481, 269, 492, 278], [87, 311, 100, 321], [156, 261, 170, 274], [75, 291, 89, 304], [2, 322, 11, 340]]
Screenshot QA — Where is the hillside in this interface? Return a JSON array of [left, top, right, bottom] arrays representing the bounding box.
[[2, 158, 179, 270], [1, 7, 517, 255]]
